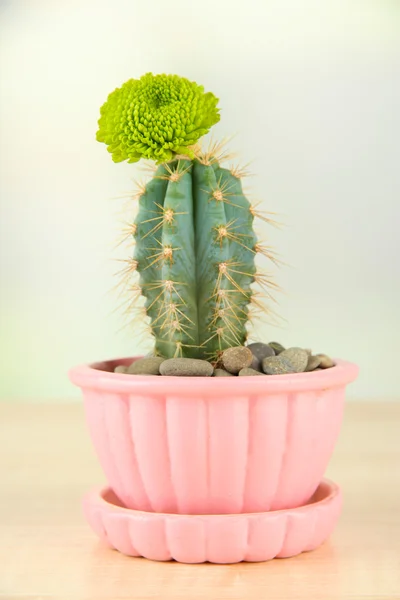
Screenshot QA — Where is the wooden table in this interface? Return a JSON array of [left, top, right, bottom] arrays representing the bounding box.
[[0, 402, 399, 600]]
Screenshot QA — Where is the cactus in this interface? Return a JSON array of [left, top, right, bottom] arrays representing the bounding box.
[[97, 73, 276, 360]]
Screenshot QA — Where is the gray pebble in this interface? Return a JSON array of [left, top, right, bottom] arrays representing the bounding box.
[[213, 368, 235, 377], [262, 356, 297, 375], [222, 346, 253, 374], [128, 356, 165, 375], [280, 347, 309, 373], [316, 354, 335, 369], [114, 365, 128, 374], [247, 342, 275, 371], [268, 342, 286, 355], [160, 358, 214, 377], [239, 368, 266, 376], [305, 355, 321, 372], [251, 355, 261, 371]]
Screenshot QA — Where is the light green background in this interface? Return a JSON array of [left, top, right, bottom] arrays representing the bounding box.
[[0, 0, 399, 400]]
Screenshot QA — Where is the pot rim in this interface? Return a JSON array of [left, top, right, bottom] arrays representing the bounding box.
[[69, 357, 359, 395]]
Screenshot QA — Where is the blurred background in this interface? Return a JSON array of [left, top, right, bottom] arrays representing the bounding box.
[[0, 0, 399, 401]]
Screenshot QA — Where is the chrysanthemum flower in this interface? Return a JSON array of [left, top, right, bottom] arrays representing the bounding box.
[[96, 73, 220, 164]]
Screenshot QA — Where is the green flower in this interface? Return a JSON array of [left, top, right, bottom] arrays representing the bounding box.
[[96, 73, 220, 164]]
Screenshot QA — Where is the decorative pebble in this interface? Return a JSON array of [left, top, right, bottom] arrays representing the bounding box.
[[221, 346, 253, 374], [262, 356, 297, 375], [128, 356, 165, 375], [113, 343, 333, 378], [239, 368, 265, 376], [213, 368, 234, 377], [280, 347, 309, 373], [316, 354, 335, 369], [268, 342, 285, 355], [247, 342, 275, 371], [305, 355, 321, 372], [160, 358, 214, 377]]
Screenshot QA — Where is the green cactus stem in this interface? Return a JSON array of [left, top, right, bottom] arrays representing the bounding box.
[[132, 153, 259, 359]]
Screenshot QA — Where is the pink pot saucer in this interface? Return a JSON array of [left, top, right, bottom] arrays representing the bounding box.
[[83, 478, 342, 564]]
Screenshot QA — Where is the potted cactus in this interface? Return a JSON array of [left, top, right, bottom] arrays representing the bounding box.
[[69, 73, 358, 563]]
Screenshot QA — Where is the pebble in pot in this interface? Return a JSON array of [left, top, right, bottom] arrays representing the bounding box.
[[221, 346, 253, 374], [262, 355, 297, 375], [213, 368, 234, 377], [305, 355, 321, 372], [247, 342, 275, 371], [114, 365, 128, 374], [128, 356, 165, 375], [316, 354, 335, 369], [160, 358, 214, 377], [280, 347, 309, 373], [239, 367, 265, 376], [268, 341, 285, 355]]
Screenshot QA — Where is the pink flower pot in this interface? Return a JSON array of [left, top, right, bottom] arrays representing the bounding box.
[[69, 357, 358, 515], [83, 479, 342, 563]]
